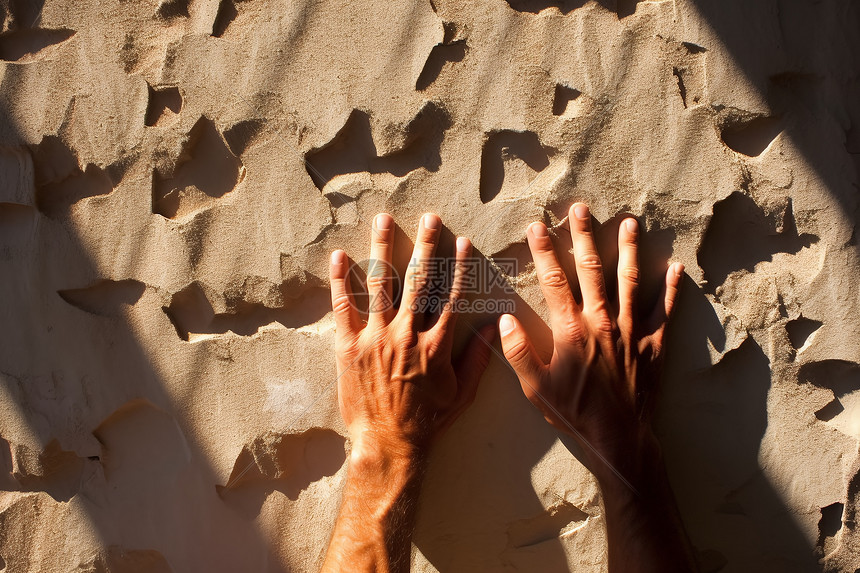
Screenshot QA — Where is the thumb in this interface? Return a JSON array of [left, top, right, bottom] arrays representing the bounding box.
[[498, 314, 546, 400]]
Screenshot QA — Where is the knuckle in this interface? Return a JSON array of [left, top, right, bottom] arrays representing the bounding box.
[[582, 304, 612, 335], [365, 275, 389, 292], [504, 338, 533, 365], [405, 269, 428, 288], [365, 333, 390, 357], [447, 285, 462, 303], [336, 337, 361, 357], [390, 318, 414, 339], [417, 235, 437, 250], [557, 316, 583, 337], [372, 229, 392, 246], [574, 215, 593, 232], [395, 333, 418, 355], [577, 253, 603, 271], [532, 237, 555, 253], [620, 226, 638, 244], [591, 313, 613, 335], [425, 333, 447, 356], [331, 294, 354, 314], [540, 268, 569, 289], [555, 323, 584, 347], [620, 266, 640, 285]]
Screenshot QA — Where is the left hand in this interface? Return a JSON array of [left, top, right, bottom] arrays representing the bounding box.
[[329, 212, 494, 465], [498, 203, 683, 485]]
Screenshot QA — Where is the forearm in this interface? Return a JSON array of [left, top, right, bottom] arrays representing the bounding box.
[[593, 439, 698, 572], [321, 447, 425, 573]]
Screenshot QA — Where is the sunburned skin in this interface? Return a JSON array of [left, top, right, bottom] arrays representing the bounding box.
[[321, 204, 698, 573]]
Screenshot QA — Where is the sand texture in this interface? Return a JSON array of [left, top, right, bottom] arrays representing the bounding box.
[[0, 0, 859, 571]]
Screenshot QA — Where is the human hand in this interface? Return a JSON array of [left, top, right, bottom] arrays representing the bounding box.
[[330, 213, 494, 467], [323, 213, 494, 573], [498, 203, 683, 486]]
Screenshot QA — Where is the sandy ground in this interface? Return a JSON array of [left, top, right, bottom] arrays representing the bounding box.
[[0, 0, 858, 571]]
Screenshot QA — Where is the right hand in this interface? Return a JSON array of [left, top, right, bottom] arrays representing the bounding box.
[[498, 203, 683, 485]]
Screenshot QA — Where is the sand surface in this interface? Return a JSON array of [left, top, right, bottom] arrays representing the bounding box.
[[0, 0, 859, 571]]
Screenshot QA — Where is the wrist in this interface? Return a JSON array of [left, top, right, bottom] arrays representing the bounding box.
[[586, 426, 666, 498], [323, 433, 426, 573], [592, 434, 685, 533], [594, 434, 698, 572], [348, 442, 425, 486], [338, 440, 425, 556], [350, 429, 428, 470], [345, 431, 426, 513]]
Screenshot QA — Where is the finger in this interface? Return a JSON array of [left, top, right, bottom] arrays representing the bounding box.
[[366, 213, 395, 327], [554, 217, 581, 300], [433, 236, 472, 342], [596, 215, 622, 300], [527, 221, 582, 346], [650, 262, 685, 328], [568, 203, 611, 327], [664, 262, 684, 319], [635, 263, 684, 409], [330, 250, 362, 347], [616, 217, 640, 341], [400, 213, 442, 322], [440, 324, 496, 432], [499, 314, 547, 402]]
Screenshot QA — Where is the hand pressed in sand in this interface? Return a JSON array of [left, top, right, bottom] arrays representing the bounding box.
[[498, 202, 698, 572], [321, 212, 494, 573]]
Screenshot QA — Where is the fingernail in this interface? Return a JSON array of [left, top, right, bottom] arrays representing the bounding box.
[[375, 213, 392, 230], [456, 236, 470, 252], [499, 314, 515, 336], [423, 213, 440, 230], [331, 250, 345, 265], [624, 218, 638, 233], [528, 222, 548, 237], [673, 262, 685, 276], [574, 204, 589, 220]]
